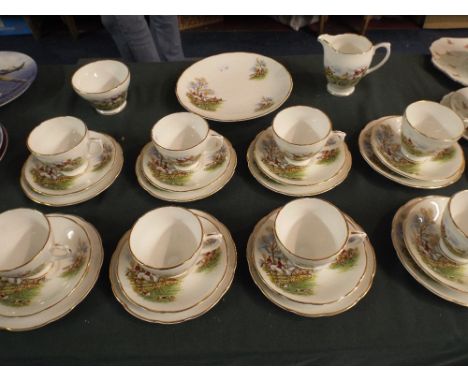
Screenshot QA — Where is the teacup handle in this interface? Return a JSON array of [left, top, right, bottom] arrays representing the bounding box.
[[50, 243, 73, 259], [201, 232, 223, 254], [86, 137, 104, 169], [205, 131, 224, 154], [323, 130, 346, 151], [347, 231, 367, 248], [366, 42, 391, 75]]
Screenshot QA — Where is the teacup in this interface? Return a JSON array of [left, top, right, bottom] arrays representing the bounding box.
[[450, 88, 468, 129], [272, 106, 346, 166], [274, 198, 367, 268], [440, 190, 468, 264], [72, 60, 130, 115], [151, 112, 224, 170], [400, 101, 464, 162], [27, 116, 103, 177], [0, 209, 72, 279], [129, 206, 223, 278]]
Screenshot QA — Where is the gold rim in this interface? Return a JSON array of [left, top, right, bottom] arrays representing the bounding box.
[[254, 128, 347, 186], [0, 208, 52, 273], [141, 135, 233, 193], [359, 118, 465, 189], [272, 106, 332, 146], [128, 206, 204, 271], [27, 117, 88, 157], [448, 190, 468, 239], [20, 139, 124, 207], [22, 132, 118, 196], [0, 215, 104, 332], [151, 114, 210, 152], [109, 210, 237, 324], [403, 100, 465, 142], [71, 60, 130, 95], [0, 215, 93, 318], [274, 198, 350, 263], [391, 197, 468, 307], [175, 52, 293, 123], [247, 213, 376, 317], [115, 212, 229, 313], [136, 145, 237, 203], [247, 132, 352, 197], [319, 33, 373, 55], [250, 208, 368, 305]]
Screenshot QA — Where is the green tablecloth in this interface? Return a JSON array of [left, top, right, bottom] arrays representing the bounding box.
[[0, 54, 467, 365]]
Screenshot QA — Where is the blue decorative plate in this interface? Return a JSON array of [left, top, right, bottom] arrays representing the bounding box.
[[0, 51, 37, 107]]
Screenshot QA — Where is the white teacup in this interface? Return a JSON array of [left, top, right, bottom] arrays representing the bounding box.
[[274, 198, 366, 268], [440, 190, 468, 264], [272, 106, 346, 166], [129, 207, 223, 278], [450, 87, 468, 129], [151, 112, 224, 170], [27, 116, 103, 177], [400, 101, 464, 162], [72, 60, 130, 115], [0, 209, 72, 279]]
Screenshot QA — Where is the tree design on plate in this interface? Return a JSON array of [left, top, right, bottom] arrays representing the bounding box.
[[186, 77, 223, 111], [92, 143, 113, 172], [315, 148, 340, 165], [30, 157, 84, 190], [432, 147, 456, 162], [325, 66, 367, 87], [126, 263, 181, 303], [196, 247, 222, 273], [411, 207, 465, 284], [60, 239, 89, 279], [401, 134, 425, 157], [260, 136, 306, 180], [204, 145, 227, 172], [258, 228, 316, 295], [250, 58, 268, 80], [255, 96, 274, 112], [147, 147, 192, 186], [0, 275, 46, 307], [329, 248, 359, 271]]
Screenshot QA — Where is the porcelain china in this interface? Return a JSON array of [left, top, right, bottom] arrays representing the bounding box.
[[176, 52, 292, 122], [402, 196, 468, 293], [392, 197, 468, 307], [0, 51, 37, 107], [0, 123, 8, 161], [0, 215, 91, 317], [72, 60, 130, 115], [24, 131, 116, 196], [247, 131, 352, 197], [318, 34, 391, 96], [0, 214, 103, 331], [370, 116, 465, 182], [430, 37, 468, 86], [136, 138, 236, 202], [254, 127, 347, 186], [359, 117, 463, 189], [21, 133, 123, 207], [247, 211, 376, 317], [110, 209, 237, 324], [440, 90, 468, 141]]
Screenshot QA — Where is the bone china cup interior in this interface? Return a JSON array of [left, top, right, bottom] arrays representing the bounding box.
[[129, 207, 204, 278], [272, 106, 332, 165], [274, 198, 348, 268], [401, 101, 464, 162], [440, 190, 468, 263], [151, 112, 211, 168], [0, 208, 53, 278], [72, 60, 130, 115]]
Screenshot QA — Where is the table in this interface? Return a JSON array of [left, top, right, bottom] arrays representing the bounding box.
[[0, 54, 467, 365]]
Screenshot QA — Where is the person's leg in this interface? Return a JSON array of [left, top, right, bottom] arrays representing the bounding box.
[[149, 16, 185, 62], [102, 16, 161, 62], [101, 15, 134, 61]]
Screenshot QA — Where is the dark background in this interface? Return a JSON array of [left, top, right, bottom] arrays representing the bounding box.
[[0, 52, 467, 364]]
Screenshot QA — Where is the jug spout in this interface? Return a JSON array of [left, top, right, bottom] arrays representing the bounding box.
[[317, 34, 334, 48]]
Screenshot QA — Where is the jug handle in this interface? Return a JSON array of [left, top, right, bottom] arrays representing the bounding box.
[[366, 42, 391, 75]]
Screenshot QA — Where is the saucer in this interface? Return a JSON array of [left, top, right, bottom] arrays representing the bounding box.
[[247, 131, 351, 197], [0, 214, 103, 331], [20, 134, 123, 207], [359, 117, 463, 189], [250, 208, 367, 305], [440, 92, 468, 141], [23, 131, 117, 196], [430, 37, 468, 86], [0, 123, 8, 161], [247, 212, 376, 317], [370, 115, 465, 182], [136, 141, 236, 202], [110, 209, 237, 324], [402, 196, 468, 293], [253, 127, 347, 186], [141, 137, 230, 192], [0, 215, 91, 317], [392, 197, 468, 307], [0, 51, 37, 107]]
